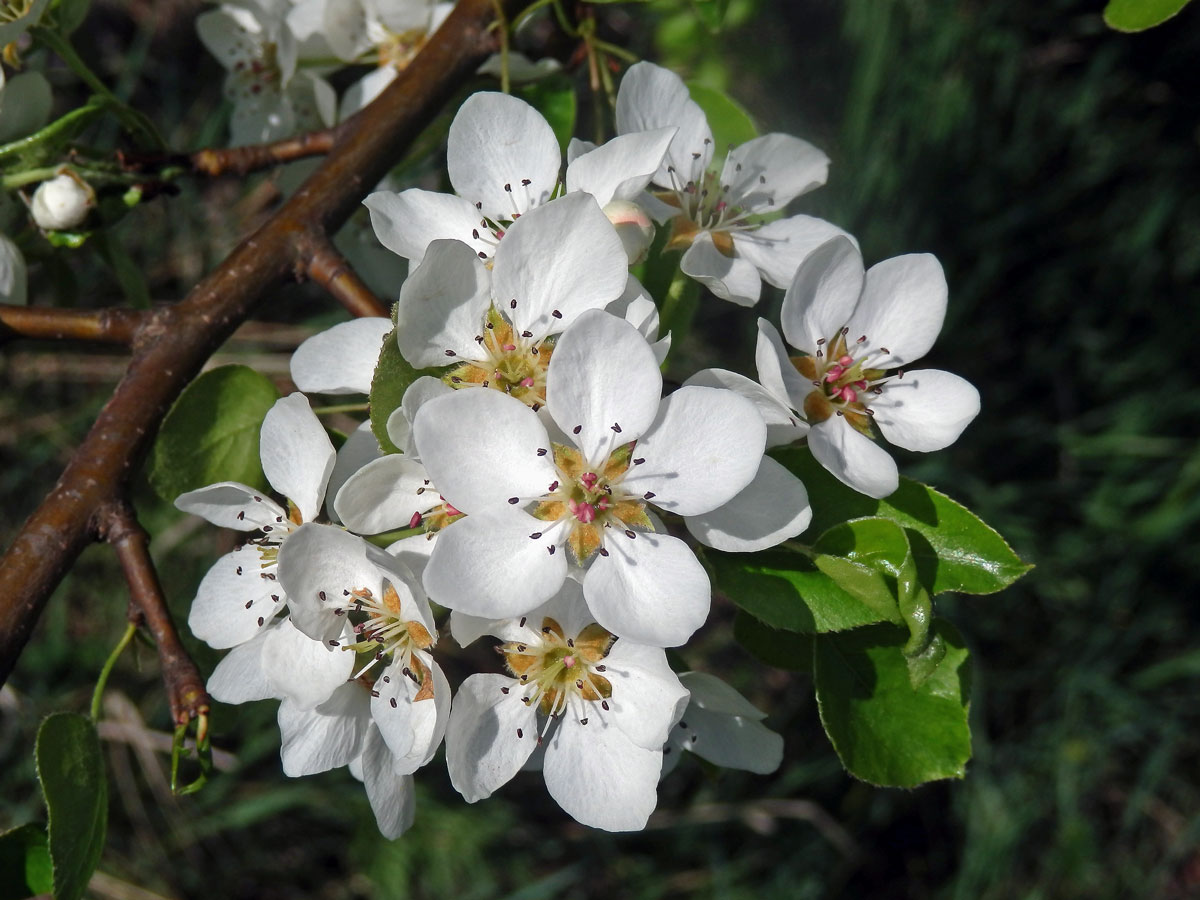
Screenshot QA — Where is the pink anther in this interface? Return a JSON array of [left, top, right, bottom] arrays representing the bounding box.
[[824, 366, 845, 383], [568, 499, 597, 524], [408, 511, 423, 529], [838, 355, 854, 367], [580, 472, 599, 490], [839, 386, 858, 403], [562, 655, 576, 668], [520, 377, 535, 388], [502, 343, 516, 352]]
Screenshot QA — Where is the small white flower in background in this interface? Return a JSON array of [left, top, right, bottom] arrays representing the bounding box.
[[615, 61, 850, 307], [0, 232, 26, 305], [197, 0, 335, 145], [363, 90, 675, 265], [752, 235, 980, 499], [661, 672, 783, 776], [30, 172, 95, 231], [445, 580, 689, 832], [413, 308, 766, 648], [175, 393, 335, 650]]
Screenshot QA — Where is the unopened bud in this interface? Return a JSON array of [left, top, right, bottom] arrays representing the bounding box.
[[31, 172, 95, 231], [602, 199, 655, 264]]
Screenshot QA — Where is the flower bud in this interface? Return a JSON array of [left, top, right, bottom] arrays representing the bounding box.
[[602, 199, 655, 264], [31, 172, 95, 231]]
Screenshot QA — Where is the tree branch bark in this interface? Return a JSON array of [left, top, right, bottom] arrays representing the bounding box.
[[99, 501, 209, 729], [190, 129, 338, 177], [0, 304, 147, 346], [0, 0, 511, 686], [299, 232, 389, 318]]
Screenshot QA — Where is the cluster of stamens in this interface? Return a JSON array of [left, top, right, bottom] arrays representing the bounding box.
[[231, 496, 303, 625], [444, 304, 554, 408], [532, 442, 652, 562], [793, 327, 899, 432], [659, 140, 772, 255], [228, 41, 280, 100], [332, 583, 435, 700], [501, 617, 614, 730]]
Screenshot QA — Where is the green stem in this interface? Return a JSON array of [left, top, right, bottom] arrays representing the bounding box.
[[31, 26, 165, 150], [512, 0, 555, 31], [90, 621, 138, 722], [1, 166, 60, 190], [310, 402, 370, 415], [657, 266, 700, 355], [489, 0, 511, 93], [365, 524, 426, 547], [592, 39, 638, 64]]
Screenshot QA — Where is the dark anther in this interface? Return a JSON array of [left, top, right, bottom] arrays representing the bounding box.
[[445, 349, 456, 356], [501, 686, 510, 694], [504, 183, 513, 192], [567, 638, 574, 647], [580, 717, 588, 725], [625, 529, 636, 539], [643, 491, 656, 500], [508, 497, 519, 504], [572, 425, 582, 434], [245, 600, 253, 609], [262, 525, 272, 532], [516, 728, 524, 738], [611, 423, 622, 433], [328, 640, 339, 647], [521, 330, 533, 338], [551, 309, 562, 319], [633, 457, 645, 465], [596, 665, 606, 672], [258, 617, 265, 626], [521, 178, 531, 186], [759, 174, 767, 184], [318, 591, 326, 601], [601, 700, 610, 710], [371, 690, 379, 698], [547, 545, 556, 555], [478, 251, 487, 259], [599, 548, 609, 557], [537, 448, 547, 456], [510, 298, 517, 309], [236, 566, 242, 575], [390, 697, 398, 708], [529, 532, 542, 539]]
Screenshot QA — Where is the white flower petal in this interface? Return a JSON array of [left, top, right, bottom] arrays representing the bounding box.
[[363, 189, 489, 266], [671, 706, 782, 774], [174, 482, 286, 531], [339, 64, 398, 119], [685, 455, 811, 552], [360, 726, 417, 839], [681, 671, 765, 719], [386, 531, 436, 581], [684, 367, 802, 436], [422, 510, 567, 617], [722, 133, 829, 213], [277, 524, 385, 642], [737, 215, 855, 291], [847, 253, 948, 368], [445, 673, 538, 802], [779, 234, 865, 351], [446, 92, 560, 220], [492, 193, 628, 340], [334, 454, 438, 534], [615, 61, 713, 188], [583, 530, 710, 648], [680, 232, 762, 307], [621, 385, 766, 517], [543, 713, 661, 832], [279, 683, 370, 776], [260, 393, 335, 524], [0, 234, 27, 306], [546, 310, 662, 464], [754, 319, 812, 416], [290, 318, 392, 395], [565, 127, 677, 207], [601, 641, 689, 750], [872, 369, 980, 452], [413, 389, 556, 513], [808, 416, 899, 499], [261, 617, 353, 710], [395, 238, 492, 368], [207, 627, 275, 704], [188, 547, 285, 649], [325, 420, 382, 522]]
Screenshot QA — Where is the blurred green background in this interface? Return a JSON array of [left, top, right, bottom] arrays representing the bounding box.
[[2, 0, 1199, 897]]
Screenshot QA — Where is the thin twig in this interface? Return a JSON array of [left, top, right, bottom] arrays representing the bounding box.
[[0, 304, 147, 346], [0, 0, 519, 686], [99, 501, 209, 731], [299, 232, 389, 318], [188, 128, 337, 177]]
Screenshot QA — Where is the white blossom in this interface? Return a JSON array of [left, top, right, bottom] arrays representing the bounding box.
[[661, 672, 783, 776], [30, 172, 94, 231], [445, 581, 689, 831]]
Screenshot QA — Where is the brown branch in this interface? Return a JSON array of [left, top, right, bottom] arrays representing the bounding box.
[[299, 232, 389, 318], [0, 304, 147, 346], [99, 501, 209, 729], [0, 0, 511, 685], [189, 128, 338, 177]]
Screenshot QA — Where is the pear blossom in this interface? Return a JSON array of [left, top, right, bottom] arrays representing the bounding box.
[[0, 0, 50, 56], [445, 580, 689, 831], [175, 393, 335, 649], [363, 90, 675, 266], [736, 236, 981, 498], [413, 308, 767, 647], [615, 61, 850, 307], [0, 231, 25, 305], [661, 672, 783, 776], [197, 0, 335, 146], [391, 193, 628, 408]]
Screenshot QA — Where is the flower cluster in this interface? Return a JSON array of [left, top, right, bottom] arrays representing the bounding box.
[[179, 62, 979, 836]]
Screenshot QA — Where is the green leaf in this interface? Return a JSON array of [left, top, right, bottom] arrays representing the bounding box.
[[1103, 0, 1194, 31], [708, 547, 891, 633], [688, 0, 731, 31], [812, 517, 911, 624], [733, 610, 812, 671], [54, 0, 92, 34], [369, 330, 443, 455], [686, 81, 757, 154], [148, 365, 280, 504], [775, 446, 1032, 595], [0, 824, 53, 900], [35, 713, 107, 900], [516, 77, 577, 155], [813, 620, 971, 787]]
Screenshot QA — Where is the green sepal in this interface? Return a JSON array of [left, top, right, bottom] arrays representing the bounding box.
[[368, 328, 443, 455]]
